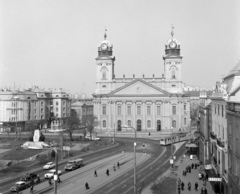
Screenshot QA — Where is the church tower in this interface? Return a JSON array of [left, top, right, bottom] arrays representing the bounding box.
[[163, 27, 183, 89], [95, 30, 115, 94]]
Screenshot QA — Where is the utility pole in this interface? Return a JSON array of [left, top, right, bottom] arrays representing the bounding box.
[[113, 123, 115, 144], [134, 127, 137, 194], [54, 148, 58, 194]]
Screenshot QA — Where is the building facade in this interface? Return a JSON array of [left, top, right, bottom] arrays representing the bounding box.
[[93, 30, 191, 132]]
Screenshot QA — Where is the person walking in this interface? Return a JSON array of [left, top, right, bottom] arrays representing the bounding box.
[[30, 184, 34, 193], [191, 163, 194, 169], [195, 182, 198, 190], [85, 182, 89, 190], [177, 186, 181, 194], [58, 176, 61, 183], [94, 170, 98, 177], [188, 182, 191, 191], [106, 169, 109, 176], [48, 178, 52, 186], [117, 162, 120, 169], [204, 187, 208, 194], [206, 173, 209, 181], [113, 164, 116, 171], [16, 185, 19, 194], [201, 187, 204, 194], [181, 181, 184, 191]]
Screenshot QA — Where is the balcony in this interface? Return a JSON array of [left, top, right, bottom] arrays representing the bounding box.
[[217, 138, 225, 148], [210, 132, 216, 140]]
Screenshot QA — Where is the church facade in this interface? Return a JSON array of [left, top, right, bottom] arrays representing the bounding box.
[[93, 30, 191, 132]]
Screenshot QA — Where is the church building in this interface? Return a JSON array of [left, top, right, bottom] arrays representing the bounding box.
[[93, 29, 191, 132]]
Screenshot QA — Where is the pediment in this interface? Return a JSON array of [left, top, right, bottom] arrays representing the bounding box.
[[109, 79, 170, 96]]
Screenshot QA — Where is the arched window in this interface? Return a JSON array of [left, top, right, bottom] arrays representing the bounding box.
[[102, 71, 107, 80], [102, 106, 106, 115], [172, 120, 176, 128], [147, 120, 151, 128], [128, 120, 131, 127], [103, 120, 106, 128], [171, 69, 176, 79]]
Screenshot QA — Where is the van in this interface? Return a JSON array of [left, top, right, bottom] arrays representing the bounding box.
[[68, 158, 84, 168]]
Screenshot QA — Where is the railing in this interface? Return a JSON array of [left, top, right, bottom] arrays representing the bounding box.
[[217, 138, 225, 148], [210, 132, 216, 140]]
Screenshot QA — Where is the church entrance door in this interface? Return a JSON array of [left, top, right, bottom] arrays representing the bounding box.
[[117, 120, 122, 131], [137, 120, 141, 131], [157, 120, 161, 131]]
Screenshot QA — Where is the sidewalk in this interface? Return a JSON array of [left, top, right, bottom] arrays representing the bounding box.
[[175, 155, 215, 194]]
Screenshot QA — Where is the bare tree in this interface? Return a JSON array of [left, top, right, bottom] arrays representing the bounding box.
[[62, 110, 80, 141], [81, 115, 98, 139]]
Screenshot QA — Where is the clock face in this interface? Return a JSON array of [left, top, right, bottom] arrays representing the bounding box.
[[101, 44, 108, 50], [169, 41, 177, 49], [136, 87, 141, 92]]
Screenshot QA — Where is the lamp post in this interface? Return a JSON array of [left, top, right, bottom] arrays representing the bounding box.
[[128, 125, 137, 194], [53, 148, 58, 194], [12, 96, 20, 140], [113, 123, 115, 144]]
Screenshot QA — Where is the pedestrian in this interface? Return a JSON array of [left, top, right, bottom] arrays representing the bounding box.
[[191, 163, 194, 169], [85, 182, 89, 190], [94, 170, 98, 177], [206, 173, 209, 181], [189, 167, 191, 173], [48, 178, 52, 186], [117, 162, 120, 169], [202, 173, 205, 180], [188, 182, 191, 191], [16, 185, 19, 194], [58, 176, 61, 183], [199, 172, 202, 180], [201, 187, 204, 194], [30, 184, 34, 193], [204, 187, 208, 194], [177, 186, 181, 194], [106, 169, 109, 176], [181, 181, 184, 191], [182, 170, 184, 176], [113, 164, 116, 171], [178, 178, 181, 186], [149, 132, 151, 136], [195, 182, 198, 190]]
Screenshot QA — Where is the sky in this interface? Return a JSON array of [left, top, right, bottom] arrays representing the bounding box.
[[0, 0, 240, 97]]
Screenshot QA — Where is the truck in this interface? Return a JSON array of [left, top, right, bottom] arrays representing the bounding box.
[[65, 158, 83, 171]]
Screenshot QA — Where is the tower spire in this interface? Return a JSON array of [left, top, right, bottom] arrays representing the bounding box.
[[104, 27, 107, 40], [171, 24, 174, 39]]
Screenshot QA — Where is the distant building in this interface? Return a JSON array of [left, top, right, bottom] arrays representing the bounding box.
[[0, 86, 71, 132], [93, 29, 191, 132], [71, 99, 93, 120]]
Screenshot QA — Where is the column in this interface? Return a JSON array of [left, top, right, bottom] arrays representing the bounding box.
[[133, 101, 136, 129], [97, 102, 100, 130], [108, 101, 111, 130], [152, 101, 155, 131], [113, 101, 116, 130], [142, 101, 145, 131], [123, 101, 126, 126]]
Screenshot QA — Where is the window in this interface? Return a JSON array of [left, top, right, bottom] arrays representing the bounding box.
[[172, 120, 176, 128], [222, 105, 224, 117], [103, 120, 106, 128], [147, 106, 151, 115], [184, 118, 186, 125], [128, 120, 131, 127], [102, 71, 107, 80], [172, 85, 176, 87], [215, 105, 217, 114], [157, 106, 161, 115], [117, 106, 121, 115], [147, 120, 151, 128], [218, 104, 220, 115], [41, 108, 43, 113], [102, 85, 106, 88], [127, 106, 131, 115], [102, 106, 106, 115], [56, 101, 58, 106], [35, 109, 37, 114], [41, 101, 44, 106], [35, 102, 37, 106], [56, 107, 58, 112], [171, 69, 176, 79], [41, 115, 43, 120], [184, 104, 186, 111], [137, 106, 141, 115], [172, 106, 176, 115], [63, 101, 65, 105]]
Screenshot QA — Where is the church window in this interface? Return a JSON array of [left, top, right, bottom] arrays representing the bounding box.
[[137, 106, 141, 115], [184, 118, 186, 125], [157, 106, 161, 115], [172, 106, 176, 115], [147, 106, 151, 115], [117, 106, 121, 115], [172, 120, 176, 128], [102, 106, 106, 115], [184, 104, 186, 111], [127, 106, 131, 115], [56, 101, 58, 106], [147, 120, 151, 128], [103, 120, 106, 128], [102, 71, 107, 80], [128, 120, 131, 127], [171, 69, 176, 79]]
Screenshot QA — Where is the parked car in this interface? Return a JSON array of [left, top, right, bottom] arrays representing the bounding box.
[[10, 181, 29, 192], [44, 169, 62, 179], [85, 135, 100, 141], [43, 162, 55, 170], [64, 163, 78, 171]]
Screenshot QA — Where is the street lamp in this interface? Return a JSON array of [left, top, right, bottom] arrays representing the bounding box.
[[12, 96, 19, 140], [128, 125, 137, 194]]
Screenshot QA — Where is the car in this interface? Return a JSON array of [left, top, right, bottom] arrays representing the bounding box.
[[10, 181, 29, 192], [64, 163, 78, 171], [43, 162, 55, 170], [44, 169, 62, 179], [85, 135, 100, 141]]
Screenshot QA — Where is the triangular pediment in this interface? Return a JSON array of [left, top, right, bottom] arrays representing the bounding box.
[[109, 79, 170, 96]]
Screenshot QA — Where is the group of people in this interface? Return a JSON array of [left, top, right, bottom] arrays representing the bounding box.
[[85, 162, 120, 190], [48, 174, 61, 186], [183, 162, 200, 176]]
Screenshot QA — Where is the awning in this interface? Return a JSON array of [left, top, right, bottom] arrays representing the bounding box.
[[185, 143, 198, 148], [205, 164, 213, 170]]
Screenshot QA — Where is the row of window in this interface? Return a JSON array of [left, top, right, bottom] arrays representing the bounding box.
[[214, 103, 226, 118], [101, 119, 183, 128], [102, 105, 187, 115]]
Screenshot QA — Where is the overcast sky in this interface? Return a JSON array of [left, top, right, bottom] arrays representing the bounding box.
[[0, 0, 240, 97]]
